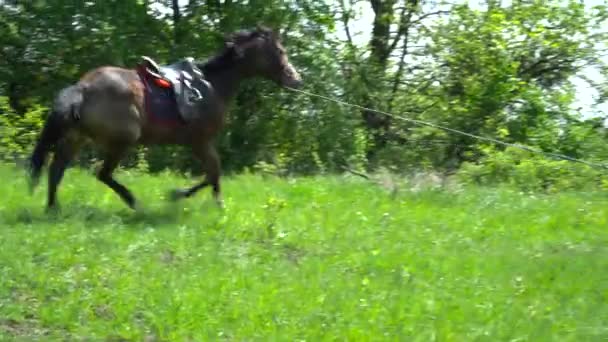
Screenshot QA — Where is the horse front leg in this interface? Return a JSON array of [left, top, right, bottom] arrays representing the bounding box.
[[170, 143, 223, 208], [97, 145, 138, 210]]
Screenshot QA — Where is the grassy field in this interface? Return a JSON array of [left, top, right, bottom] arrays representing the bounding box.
[[0, 163, 607, 341]]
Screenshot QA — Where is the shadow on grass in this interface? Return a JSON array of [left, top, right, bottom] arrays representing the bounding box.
[[0, 201, 204, 228]]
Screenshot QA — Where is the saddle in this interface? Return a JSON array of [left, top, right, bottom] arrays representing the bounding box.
[[138, 56, 210, 122]]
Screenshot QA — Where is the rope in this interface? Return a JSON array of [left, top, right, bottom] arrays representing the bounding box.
[[287, 87, 608, 170]]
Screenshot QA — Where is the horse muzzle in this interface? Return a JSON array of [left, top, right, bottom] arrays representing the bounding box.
[[281, 63, 302, 89]]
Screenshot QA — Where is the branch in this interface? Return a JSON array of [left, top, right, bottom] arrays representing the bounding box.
[[388, 5, 410, 53], [409, 10, 451, 26], [389, 33, 410, 111], [341, 164, 370, 180], [339, 0, 355, 49]]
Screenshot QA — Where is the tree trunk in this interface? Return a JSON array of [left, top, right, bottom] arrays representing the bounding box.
[[369, 0, 397, 68], [172, 0, 182, 57]]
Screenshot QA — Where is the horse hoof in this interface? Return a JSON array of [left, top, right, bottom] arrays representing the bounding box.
[[215, 197, 225, 210], [168, 189, 187, 202], [45, 205, 61, 215], [129, 202, 142, 212], [28, 179, 39, 195]]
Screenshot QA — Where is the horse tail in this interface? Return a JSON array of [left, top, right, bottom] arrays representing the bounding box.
[[28, 84, 83, 193]]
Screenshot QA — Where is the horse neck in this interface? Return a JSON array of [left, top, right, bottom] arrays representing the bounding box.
[[204, 66, 246, 102]]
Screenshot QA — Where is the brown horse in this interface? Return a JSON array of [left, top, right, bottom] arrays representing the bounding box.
[[28, 26, 302, 211]]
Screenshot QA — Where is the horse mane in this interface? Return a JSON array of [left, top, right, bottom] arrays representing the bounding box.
[[196, 26, 275, 74], [197, 47, 238, 74]]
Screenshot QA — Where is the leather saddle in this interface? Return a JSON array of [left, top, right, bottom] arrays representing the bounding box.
[[138, 56, 210, 122]]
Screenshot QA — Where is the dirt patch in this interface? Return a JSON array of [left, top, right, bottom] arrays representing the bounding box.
[[0, 318, 49, 338]]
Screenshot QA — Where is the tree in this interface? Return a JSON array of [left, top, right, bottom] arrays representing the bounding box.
[[398, 0, 608, 169], [0, 0, 606, 175]]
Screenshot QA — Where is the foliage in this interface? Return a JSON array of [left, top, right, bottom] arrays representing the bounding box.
[[457, 146, 608, 193], [0, 97, 47, 162], [0, 0, 607, 182], [0, 164, 607, 340], [395, 0, 608, 169]]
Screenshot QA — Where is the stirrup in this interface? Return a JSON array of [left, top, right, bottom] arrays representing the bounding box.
[[189, 88, 203, 101]]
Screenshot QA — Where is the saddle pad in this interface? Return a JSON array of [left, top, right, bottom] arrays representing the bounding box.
[[138, 70, 185, 126]]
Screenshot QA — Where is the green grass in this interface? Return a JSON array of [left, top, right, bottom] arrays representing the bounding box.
[[0, 163, 607, 341]]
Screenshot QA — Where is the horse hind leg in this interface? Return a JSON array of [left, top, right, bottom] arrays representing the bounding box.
[[46, 137, 83, 212], [96, 146, 138, 210]]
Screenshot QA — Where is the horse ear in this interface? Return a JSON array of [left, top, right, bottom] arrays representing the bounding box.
[[254, 23, 276, 38], [271, 28, 280, 41], [225, 41, 244, 58], [256, 23, 266, 33], [223, 33, 234, 45]]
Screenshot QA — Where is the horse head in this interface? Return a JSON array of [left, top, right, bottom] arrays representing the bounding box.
[[223, 26, 303, 89]]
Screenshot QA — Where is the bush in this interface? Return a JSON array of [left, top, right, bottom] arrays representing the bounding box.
[[0, 97, 47, 163], [457, 146, 608, 192]]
